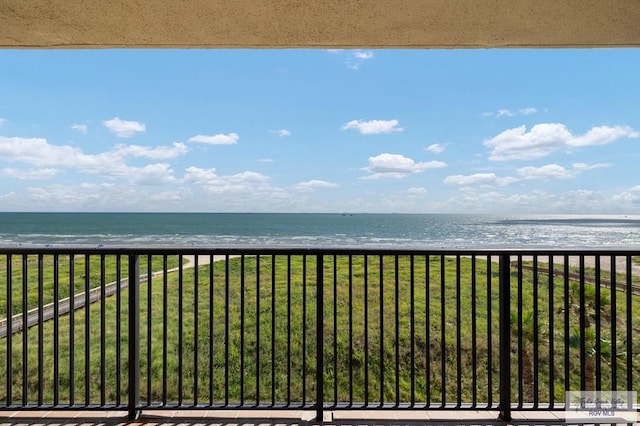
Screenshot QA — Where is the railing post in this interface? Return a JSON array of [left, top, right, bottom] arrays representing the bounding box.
[[128, 254, 141, 420], [498, 255, 512, 421], [315, 254, 325, 423]]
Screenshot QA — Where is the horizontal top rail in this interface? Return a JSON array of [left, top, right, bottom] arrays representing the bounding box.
[[1, 246, 640, 256]]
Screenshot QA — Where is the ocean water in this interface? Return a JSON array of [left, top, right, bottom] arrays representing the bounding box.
[[0, 212, 640, 249]]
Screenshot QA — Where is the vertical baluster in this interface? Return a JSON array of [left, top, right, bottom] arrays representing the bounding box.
[[426, 255, 431, 406], [456, 255, 462, 408], [161, 255, 168, 406], [610, 256, 617, 391], [516, 255, 523, 407], [193, 255, 198, 405], [287, 255, 292, 406], [178, 254, 184, 406], [379, 255, 384, 407], [595, 255, 602, 392], [409, 255, 415, 407], [563, 255, 570, 399], [147, 255, 153, 407], [53, 254, 59, 406], [315, 254, 324, 421], [486, 256, 492, 407], [348, 255, 353, 407], [256, 255, 260, 406], [548, 255, 555, 408], [37, 254, 43, 406], [302, 255, 307, 406], [116, 255, 122, 407], [364, 254, 369, 406], [6, 254, 12, 407], [532, 255, 539, 408], [209, 254, 214, 406], [626, 255, 633, 392], [69, 255, 75, 406], [471, 255, 477, 407], [333, 254, 338, 407], [271, 255, 276, 407], [224, 254, 230, 406], [127, 254, 140, 419], [439, 255, 445, 407], [21, 255, 27, 406], [84, 255, 90, 405], [239, 255, 245, 405], [498, 254, 511, 421], [395, 255, 400, 408], [100, 254, 106, 406]]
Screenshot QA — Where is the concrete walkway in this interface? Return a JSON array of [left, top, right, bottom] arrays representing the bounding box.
[[0, 255, 227, 338], [3, 408, 624, 426]]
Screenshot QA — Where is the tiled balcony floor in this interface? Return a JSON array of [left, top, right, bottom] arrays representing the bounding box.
[[1, 410, 638, 426]]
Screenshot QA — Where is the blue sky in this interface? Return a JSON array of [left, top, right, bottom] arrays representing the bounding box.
[[0, 48, 638, 213]]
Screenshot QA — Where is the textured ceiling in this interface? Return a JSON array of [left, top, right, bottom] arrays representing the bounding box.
[[1, 0, 640, 49]]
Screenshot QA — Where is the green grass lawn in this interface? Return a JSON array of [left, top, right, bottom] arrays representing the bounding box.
[[0, 254, 638, 407], [0, 254, 183, 316]]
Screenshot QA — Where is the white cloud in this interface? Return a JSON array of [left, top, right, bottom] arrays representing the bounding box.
[[426, 144, 445, 154], [497, 109, 516, 117], [114, 142, 188, 159], [484, 123, 639, 161], [362, 153, 446, 179], [444, 173, 516, 186], [0, 136, 185, 184], [182, 167, 282, 200], [342, 119, 403, 135], [613, 185, 640, 204], [347, 50, 374, 69], [270, 129, 291, 137], [232, 171, 270, 182], [329, 49, 374, 69], [103, 117, 146, 138], [572, 162, 611, 171], [188, 133, 239, 145], [26, 183, 121, 208], [150, 191, 184, 202], [353, 51, 374, 60], [258, 158, 274, 163], [0, 136, 108, 170], [441, 188, 611, 214], [71, 124, 88, 135], [0, 191, 17, 201], [2, 168, 61, 180], [130, 163, 176, 185], [294, 180, 339, 191], [407, 187, 428, 195], [182, 167, 219, 184], [517, 164, 575, 180], [445, 162, 612, 187], [569, 125, 639, 147], [483, 107, 538, 118], [519, 107, 538, 115], [183, 167, 269, 187], [0, 118, 7, 128]]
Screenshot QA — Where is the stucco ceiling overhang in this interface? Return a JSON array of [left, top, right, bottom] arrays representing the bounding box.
[[1, 0, 640, 49]]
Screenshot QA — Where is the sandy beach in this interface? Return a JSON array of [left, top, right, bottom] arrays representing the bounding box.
[[519, 255, 640, 277]]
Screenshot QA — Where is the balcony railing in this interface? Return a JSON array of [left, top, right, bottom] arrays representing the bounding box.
[[0, 247, 638, 421]]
